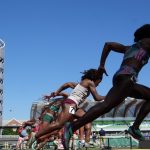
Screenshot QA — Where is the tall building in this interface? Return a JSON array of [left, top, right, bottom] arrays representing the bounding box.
[[0, 39, 5, 126]]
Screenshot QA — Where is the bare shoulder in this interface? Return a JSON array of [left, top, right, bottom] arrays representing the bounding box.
[[66, 82, 78, 87], [80, 79, 94, 88], [86, 80, 95, 88]]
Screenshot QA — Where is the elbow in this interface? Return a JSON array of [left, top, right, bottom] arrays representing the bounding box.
[[96, 96, 105, 101], [94, 97, 101, 101], [63, 82, 70, 88], [104, 42, 112, 49], [64, 83, 68, 86]]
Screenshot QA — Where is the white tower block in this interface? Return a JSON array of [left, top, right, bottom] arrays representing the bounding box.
[[0, 39, 5, 126]]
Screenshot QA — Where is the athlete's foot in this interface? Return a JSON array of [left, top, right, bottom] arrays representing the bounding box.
[[62, 122, 73, 150], [127, 126, 145, 141], [78, 141, 85, 148], [31, 140, 37, 150], [36, 141, 46, 150], [85, 142, 90, 148]]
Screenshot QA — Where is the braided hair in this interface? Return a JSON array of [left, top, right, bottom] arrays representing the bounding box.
[[134, 24, 150, 42], [81, 69, 101, 81]]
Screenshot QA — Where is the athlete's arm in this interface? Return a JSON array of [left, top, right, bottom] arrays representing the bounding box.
[[43, 92, 68, 100], [53, 92, 68, 98], [23, 119, 36, 127], [44, 82, 77, 102], [88, 81, 105, 101], [98, 42, 130, 77], [54, 82, 78, 95]]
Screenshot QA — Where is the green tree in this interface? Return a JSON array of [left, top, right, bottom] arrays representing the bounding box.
[[2, 128, 18, 135]]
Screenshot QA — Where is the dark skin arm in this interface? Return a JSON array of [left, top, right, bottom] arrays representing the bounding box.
[[88, 80, 105, 101], [44, 92, 68, 100], [80, 79, 105, 101], [44, 82, 76, 101], [98, 42, 130, 77], [53, 82, 78, 96], [22, 118, 36, 127]]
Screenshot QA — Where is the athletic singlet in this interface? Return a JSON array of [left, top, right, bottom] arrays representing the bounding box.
[[114, 42, 150, 78], [48, 99, 62, 112], [68, 84, 89, 106], [123, 42, 149, 64], [49, 105, 60, 112]]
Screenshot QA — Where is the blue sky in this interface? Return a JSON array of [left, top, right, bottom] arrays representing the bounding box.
[[0, 0, 150, 120]]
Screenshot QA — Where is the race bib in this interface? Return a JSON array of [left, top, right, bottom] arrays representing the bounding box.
[[69, 106, 75, 114]]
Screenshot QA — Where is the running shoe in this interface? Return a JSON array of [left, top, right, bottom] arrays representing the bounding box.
[[36, 141, 47, 150], [27, 132, 36, 148], [62, 122, 73, 150], [78, 141, 85, 148], [127, 126, 145, 141], [31, 140, 37, 150], [85, 142, 90, 148]]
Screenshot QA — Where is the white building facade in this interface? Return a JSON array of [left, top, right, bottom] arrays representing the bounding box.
[[0, 39, 5, 126]]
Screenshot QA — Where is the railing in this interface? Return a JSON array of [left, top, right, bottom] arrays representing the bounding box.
[[0, 135, 139, 149], [0, 135, 19, 138]]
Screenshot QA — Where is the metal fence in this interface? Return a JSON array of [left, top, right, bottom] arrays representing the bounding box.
[[0, 135, 139, 150]]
